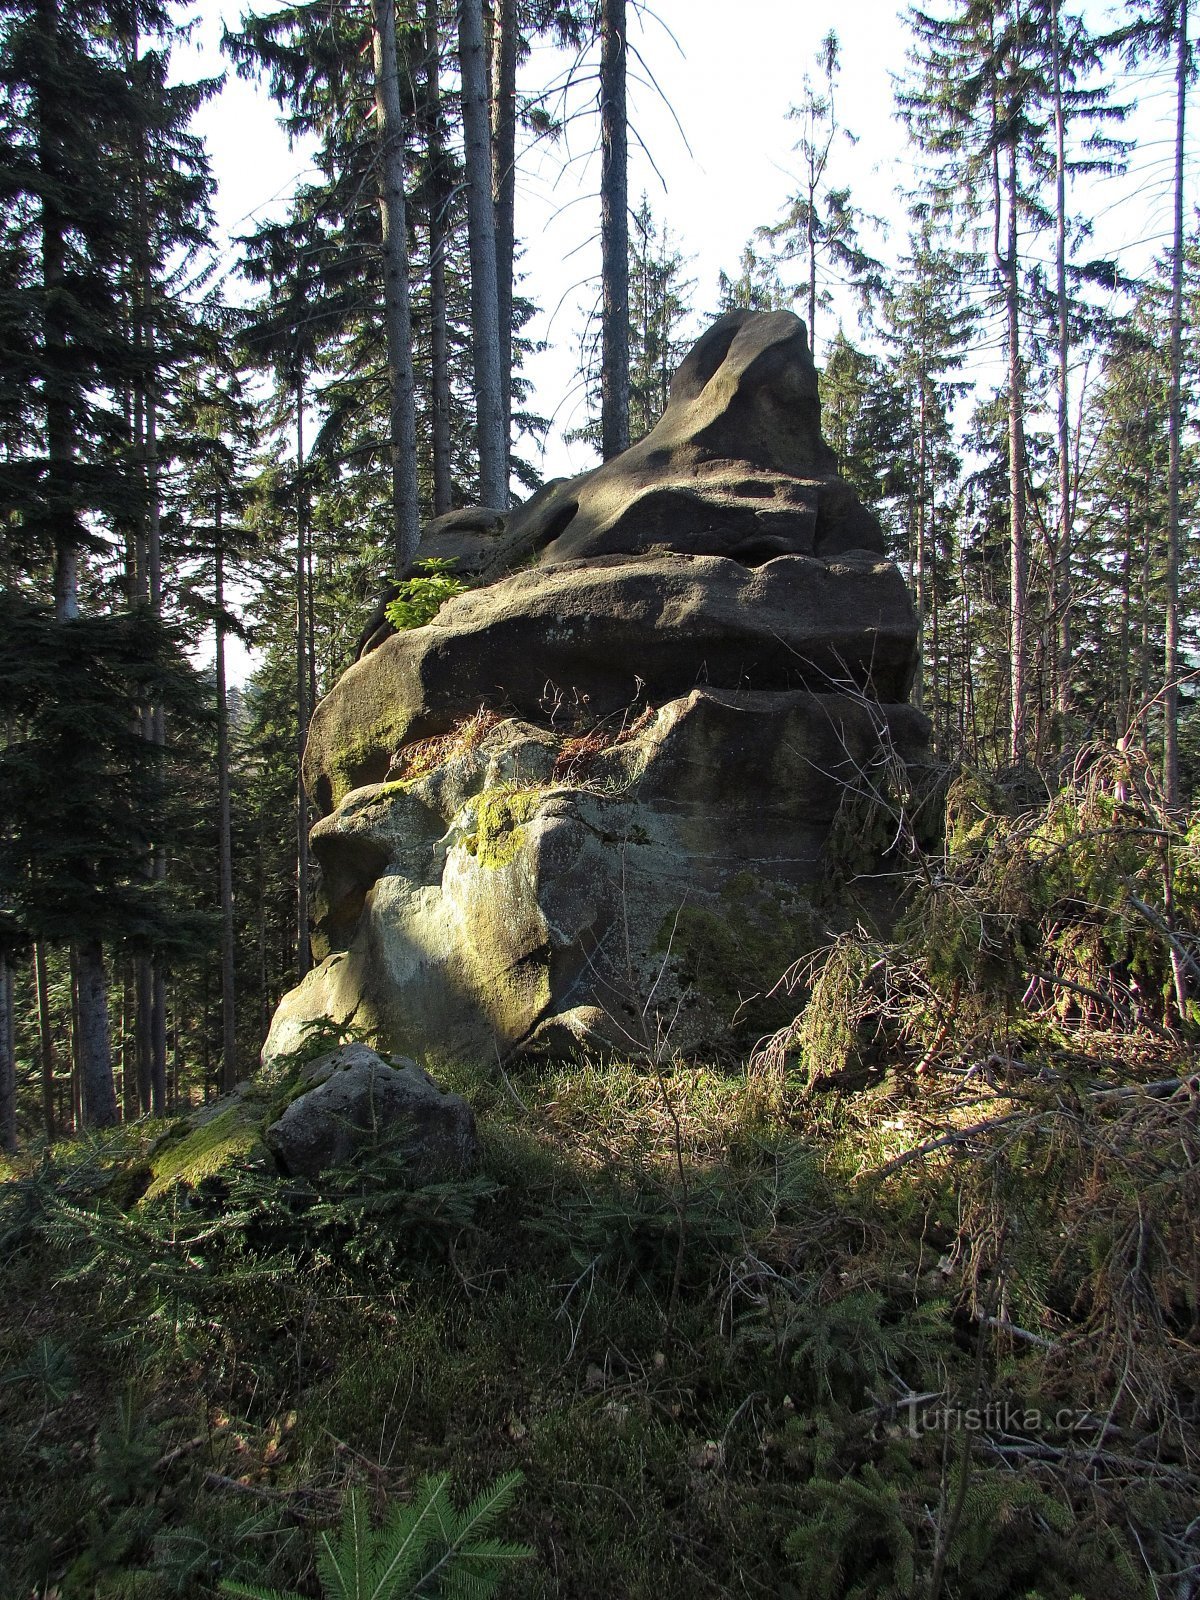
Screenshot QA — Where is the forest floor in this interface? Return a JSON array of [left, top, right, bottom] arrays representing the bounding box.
[[2, 760, 1199, 1599]]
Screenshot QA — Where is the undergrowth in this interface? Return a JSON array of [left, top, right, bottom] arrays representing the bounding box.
[[1, 742, 1198, 1598]]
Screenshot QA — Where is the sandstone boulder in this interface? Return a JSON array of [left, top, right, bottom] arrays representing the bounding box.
[[306, 550, 917, 812], [264, 310, 929, 1069], [263, 1044, 479, 1181], [356, 505, 509, 660]]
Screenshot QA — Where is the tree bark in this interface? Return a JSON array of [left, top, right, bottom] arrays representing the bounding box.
[[914, 379, 928, 713], [34, 944, 55, 1142], [426, 0, 453, 515], [491, 0, 518, 458], [458, 0, 508, 506], [1051, 0, 1073, 726], [147, 349, 167, 1116], [0, 953, 15, 1154], [76, 938, 118, 1128], [1163, 0, 1187, 805], [999, 143, 1028, 767], [135, 957, 152, 1111], [36, 0, 77, 621], [599, 0, 629, 460], [295, 373, 312, 981], [215, 515, 237, 1094], [373, 0, 422, 571]]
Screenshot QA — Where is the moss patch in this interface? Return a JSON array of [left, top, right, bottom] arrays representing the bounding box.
[[143, 1097, 265, 1200], [465, 786, 543, 870], [658, 873, 818, 1038], [326, 716, 411, 810]]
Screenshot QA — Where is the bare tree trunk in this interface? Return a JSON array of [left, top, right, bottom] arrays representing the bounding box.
[[215, 517, 238, 1094], [1000, 143, 1028, 767], [295, 374, 312, 981], [458, 0, 508, 506], [34, 944, 55, 1142], [373, 0, 422, 571], [807, 176, 817, 354], [1119, 510, 1133, 734], [1051, 0, 1073, 728], [914, 381, 928, 712], [76, 938, 118, 1128], [135, 958, 152, 1111], [69, 955, 80, 1134], [1163, 0, 1188, 805], [599, 0, 629, 461], [491, 0, 517, 459], [426, 0, 452, 515], [37, 0, 77, 621], [0, 953, 15, 1154]]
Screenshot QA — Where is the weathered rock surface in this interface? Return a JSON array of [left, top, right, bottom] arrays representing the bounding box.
[[264, 309, 929, 1069], [263, 1044, 479, 1180], [307, 550, 918, 811], [483, 311, 881, 573]]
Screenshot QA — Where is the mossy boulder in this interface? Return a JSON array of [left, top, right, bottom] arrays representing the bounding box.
[[144, 1043, 478, 1199], [144, 1086, 274, 1200], [264, 1045, 479, 1181], [266, 687, 927, 1068]]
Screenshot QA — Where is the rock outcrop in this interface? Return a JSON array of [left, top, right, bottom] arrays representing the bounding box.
[[264, 310, 928, 1068]]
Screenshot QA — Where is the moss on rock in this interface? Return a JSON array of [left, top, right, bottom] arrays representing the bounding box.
[[144, 1101, 263, 1200], [465, 786, 543, 870], [657, 873, 818, 1038]]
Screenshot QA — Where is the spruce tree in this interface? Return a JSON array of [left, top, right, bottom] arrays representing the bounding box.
[[0, 0, 216, 1123], [761, 30, 881, 359], [899, 1, 1053, 765]]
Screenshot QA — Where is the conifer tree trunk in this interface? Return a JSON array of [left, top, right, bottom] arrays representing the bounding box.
[[914, 380, 928, 713], [295, 375, 312, 981], [373, 0, 422, 570], [34, 944, 55, 1142], [37, 0, 118, 1120], [0, 953, 15, 1153], [996, 135, 1028, 766], [426, 0, 452, 515], [459, 0, 508, 506], [600, 0, 629, 460], [1051, 0, 1073, 725], [1163, 0, 1188, 805], [36, 0, 77, 621], [76, 938, 118, 1127], [491, 0, 517, 457], [135, 959, 152, 1110], [215, 512, 237, 1094], [147, 346, 167, 1115]]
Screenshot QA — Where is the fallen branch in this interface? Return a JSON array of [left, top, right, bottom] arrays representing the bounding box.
[[869, 1109, 1030, 1178]]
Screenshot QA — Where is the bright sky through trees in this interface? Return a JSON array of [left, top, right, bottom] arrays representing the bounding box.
[[180, 0, 1194, 481]]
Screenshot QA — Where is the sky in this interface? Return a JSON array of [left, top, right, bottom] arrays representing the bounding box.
[[180, 1, 1194, 475]]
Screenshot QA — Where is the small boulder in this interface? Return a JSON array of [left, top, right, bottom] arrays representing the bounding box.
[[264, 1044, 479, 1181]]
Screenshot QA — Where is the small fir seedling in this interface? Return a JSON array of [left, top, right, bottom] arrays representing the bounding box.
[[385, 560, 470, 633], [220, 1470, 531, 1600]]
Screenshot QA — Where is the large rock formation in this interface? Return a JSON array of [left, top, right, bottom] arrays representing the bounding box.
[[265, 311, 928, 1068]]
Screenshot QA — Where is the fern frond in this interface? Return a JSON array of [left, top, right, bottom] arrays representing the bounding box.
[[443, 1471, 525, 1546]]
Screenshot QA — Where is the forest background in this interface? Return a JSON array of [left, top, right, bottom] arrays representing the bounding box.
[[0, 0, 1196, 1140]]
